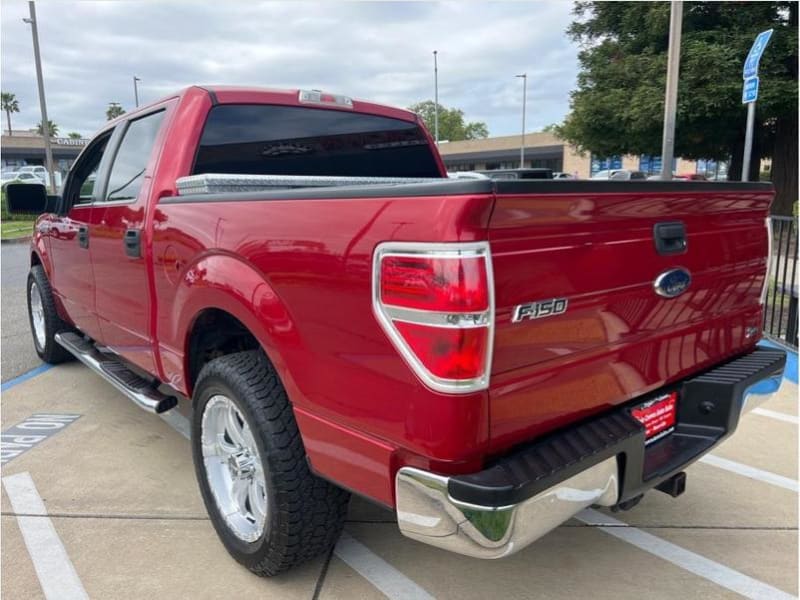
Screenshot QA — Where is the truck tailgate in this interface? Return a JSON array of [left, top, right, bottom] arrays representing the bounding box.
[[487, 181, 774, 455]]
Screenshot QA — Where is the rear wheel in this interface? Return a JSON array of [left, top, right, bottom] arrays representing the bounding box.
[[191, 350, 350, 576], [27, 265, 72, 364]]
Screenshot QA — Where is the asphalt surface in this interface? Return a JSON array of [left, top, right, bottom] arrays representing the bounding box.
[[1, 360, 798, 599], [1, 243, 41, 382]]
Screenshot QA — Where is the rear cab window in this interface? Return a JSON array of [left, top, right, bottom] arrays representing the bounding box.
[[192, 104, 442, 178]]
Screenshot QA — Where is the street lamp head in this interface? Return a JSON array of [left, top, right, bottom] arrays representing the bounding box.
[[22, 17, 33, 24], [516, 73, 526, 79]]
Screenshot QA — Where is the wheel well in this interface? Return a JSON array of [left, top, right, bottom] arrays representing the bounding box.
[[186, 309, 260, 393], [31, 252, 41, 267]]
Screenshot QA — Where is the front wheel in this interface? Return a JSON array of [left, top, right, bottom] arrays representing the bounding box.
[[27, 265, 72, 364], [191, 350, 350, 576]]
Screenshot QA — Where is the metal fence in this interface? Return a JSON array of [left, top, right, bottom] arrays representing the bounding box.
[[764, 216, 798, 348]]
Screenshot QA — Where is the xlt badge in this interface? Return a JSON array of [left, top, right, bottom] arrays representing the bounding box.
[[512, 298, 568, 323]]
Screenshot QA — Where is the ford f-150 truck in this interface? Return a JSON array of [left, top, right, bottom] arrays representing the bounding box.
[[7, 86, 786, 576]]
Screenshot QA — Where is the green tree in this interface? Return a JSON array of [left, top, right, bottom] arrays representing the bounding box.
[[106, 102, 125, 121], [557, 1, 797, 214], [36, 120, 59, 138], [67, 132, 82, 139], [408, 101, 489, 141], [1, 92, 19, 136]]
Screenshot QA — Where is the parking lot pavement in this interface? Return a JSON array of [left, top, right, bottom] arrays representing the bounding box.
[[1, 362, 797, 599], [1, 243, 42, 382]]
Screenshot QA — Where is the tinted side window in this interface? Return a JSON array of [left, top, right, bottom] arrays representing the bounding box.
[[65, 133, 110, 206], [193, 104, 441, 178], [104, 110, 166, 202]]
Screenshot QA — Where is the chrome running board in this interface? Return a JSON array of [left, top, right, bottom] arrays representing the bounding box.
[[55, 332, 177, 414]]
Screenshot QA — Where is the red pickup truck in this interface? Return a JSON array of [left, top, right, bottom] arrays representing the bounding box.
[[8, 86, 785, 575]]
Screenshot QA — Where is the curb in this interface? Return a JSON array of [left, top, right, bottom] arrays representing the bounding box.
[[1, 235, 31, 245]]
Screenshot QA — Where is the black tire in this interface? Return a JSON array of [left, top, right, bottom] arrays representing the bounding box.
[[27, 265, 72, 364], [191, 350, 350, 576]]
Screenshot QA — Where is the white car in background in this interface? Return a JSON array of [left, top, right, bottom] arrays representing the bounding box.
[[0, 170, 44, 189], [18, 165, 62, 188]]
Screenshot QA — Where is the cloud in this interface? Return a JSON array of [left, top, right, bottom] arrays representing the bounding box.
[[1, 1, 578, 137]]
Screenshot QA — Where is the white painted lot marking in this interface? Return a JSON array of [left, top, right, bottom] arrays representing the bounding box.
[[157, 409, 435, 600], [752, 407, 799, 425], [2, 472, 89, 600], [577, 508, 795, 600], [160, 409, 191, 439], [701, 454, 799, 493], [334, 531, 435, 600]]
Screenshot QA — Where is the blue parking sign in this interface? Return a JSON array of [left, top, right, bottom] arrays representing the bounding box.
[[743, 29, 773, 79], [742, 76, 760, 104]]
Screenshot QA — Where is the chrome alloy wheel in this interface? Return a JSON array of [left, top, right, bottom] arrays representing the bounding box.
[[30, 281, 46, 350], [201, 395, 268, 542]]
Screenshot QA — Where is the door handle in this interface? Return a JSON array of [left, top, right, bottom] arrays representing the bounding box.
[[653, 221, 687, 255], [78, 225, 89, 249], [124, 228, 142, 258]]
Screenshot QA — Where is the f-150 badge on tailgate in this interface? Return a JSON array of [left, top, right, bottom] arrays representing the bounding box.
[[512, 298, 568, 323]]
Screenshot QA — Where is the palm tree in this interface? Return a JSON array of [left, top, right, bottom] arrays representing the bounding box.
[[67, 132, 82, 139], [106, 102, 125, 121], [1, 92, 20, 136], [36, 120, 59, 138]]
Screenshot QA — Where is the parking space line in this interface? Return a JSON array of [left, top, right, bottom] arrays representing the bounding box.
[[0, 364, 53, 393], [701, 454, 799, 492], [156, 410, 434, 600], [752, 407, 799, 425], [577, 508, 795, 600], [334, 531, 435, 600], [2, 472, 88, 600]]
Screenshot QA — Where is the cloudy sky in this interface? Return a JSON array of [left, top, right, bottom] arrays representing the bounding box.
[[1, 1, 579, 138]]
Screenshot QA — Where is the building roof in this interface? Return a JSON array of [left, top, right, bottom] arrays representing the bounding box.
[[437, 131, 563, 155]]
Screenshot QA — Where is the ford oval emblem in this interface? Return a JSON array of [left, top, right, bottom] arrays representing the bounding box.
[[653, 268, 691, 298]]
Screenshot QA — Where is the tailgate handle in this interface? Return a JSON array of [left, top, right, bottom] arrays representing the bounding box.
[[653, 221, 687, 255]]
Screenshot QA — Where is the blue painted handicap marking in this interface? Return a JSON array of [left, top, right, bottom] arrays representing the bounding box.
[[1, 414, 81, 465]]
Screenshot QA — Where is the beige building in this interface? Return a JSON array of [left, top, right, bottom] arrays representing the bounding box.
[[437, 132, 723, 179], [1, 131, 88, 175]]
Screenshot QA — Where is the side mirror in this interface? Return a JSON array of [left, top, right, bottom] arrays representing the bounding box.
[[4, 183, 59, 215]]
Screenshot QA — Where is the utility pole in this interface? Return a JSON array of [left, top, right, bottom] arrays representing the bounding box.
[[23, 1, 56, 193], [433, 50, 439, 145], [659, 0, 683, 180], [133, 76, 141, 107], [516, 73, 527, 169]]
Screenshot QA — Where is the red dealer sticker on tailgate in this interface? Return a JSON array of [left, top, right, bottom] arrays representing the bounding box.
[[631, 392, 677, 444]]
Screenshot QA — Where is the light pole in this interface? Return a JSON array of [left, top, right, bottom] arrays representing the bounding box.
[[433, 50, 439, 145], [133, 76, 141, 107], [516, 73, 527, 169], [659, 0, 683, 180], [23, 1, 56, 193]]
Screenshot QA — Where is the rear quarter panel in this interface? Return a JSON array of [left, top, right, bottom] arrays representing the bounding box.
[[151, 193, 495, 496]]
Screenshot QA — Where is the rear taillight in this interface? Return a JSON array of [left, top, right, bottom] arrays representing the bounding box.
[[372, 242, 494, 393]]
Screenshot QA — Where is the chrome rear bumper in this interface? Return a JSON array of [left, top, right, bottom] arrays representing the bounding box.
[[396, 457, 619, 559], [395, 346, 785, 559]]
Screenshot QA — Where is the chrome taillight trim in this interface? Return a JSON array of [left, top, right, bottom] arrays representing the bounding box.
[[761, 216, 772, 306], [372, 241, 495, 394]]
